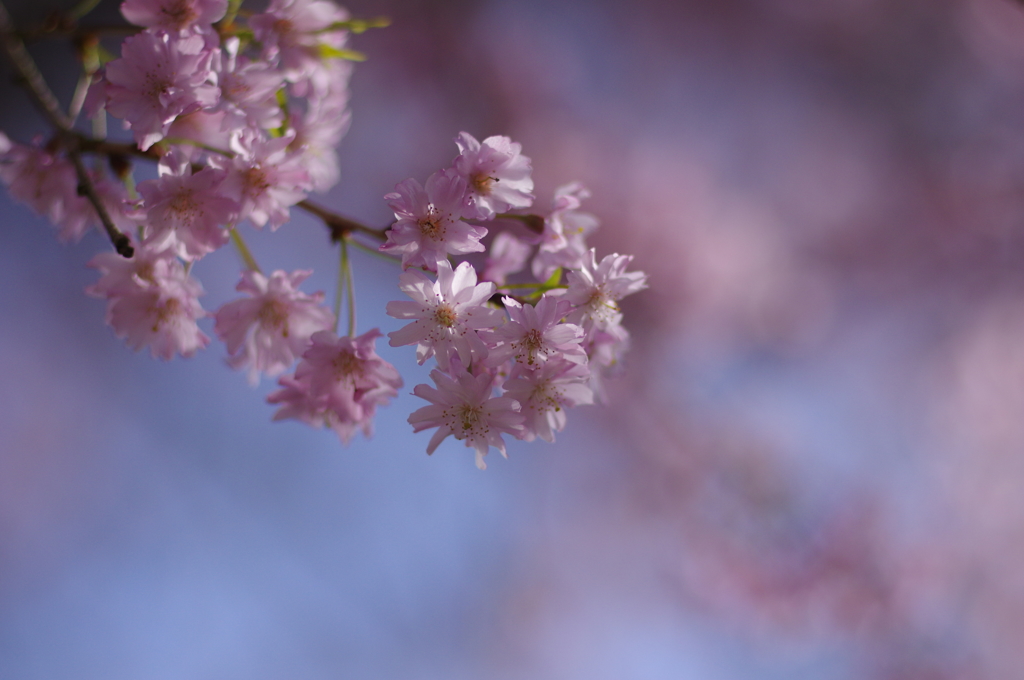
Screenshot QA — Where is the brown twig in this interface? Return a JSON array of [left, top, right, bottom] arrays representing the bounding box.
[[297, 199, 390, 242], [0, 0, 133, 257], [76, 135, 159, 161], [495, 211, 545, 234]]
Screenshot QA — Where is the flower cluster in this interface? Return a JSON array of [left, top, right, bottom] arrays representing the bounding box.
[[383, 133, 647, 468], [5, 0, 354, 242], [0, 0, 402, 442], [0, 2, 646, 464], [1, 0, 356, 333]]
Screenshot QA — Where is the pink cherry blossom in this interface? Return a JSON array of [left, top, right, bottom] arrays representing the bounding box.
[[137, 149, 238, 260], [484, 294, 586, 369], [532, 182, 599, 281], [266, 374, 328, 428], [104, 30, 220, 150], [250, 0, 349, 95], [212, 130, 312, 229], [87, 243, 209, 359], [267, 329, 402, 444], [385, 260, 504, 372], [408, 367, 524, 469], [0, 134, 81, 227], [565, 249, 648, 332], [452, 132, 534, 220], [120, 0, 228, 31], [214, 37, 286, 134], [295, 328, 402, 404], [164, 110, 233, 153], [287, 80, 352, 192], [380, 169, 484, 271], [502, 359, 593, 442], [582, 323, 631, 403], [0, 135, 138, 243], [214, 269, 335, 384]]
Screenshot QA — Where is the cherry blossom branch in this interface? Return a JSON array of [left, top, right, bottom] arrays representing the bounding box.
[[13, 0, 140, 43], [16, 19, 139, 41], [295, 198, 389, 242], [69, 133, 388, 245], [0, 0, 134, 257], [67, 147, 137, 254], [75, 135, 159, 161], [494, 211, 545, 234]]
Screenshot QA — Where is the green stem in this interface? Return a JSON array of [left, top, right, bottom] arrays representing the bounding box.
[[91, 104, 106, 139], [347, 237, 399, 263], [230, 228, 261, 272], [80, 40, 105, 137], [122, 170, 138, 201], [333, 240, 345, 334], [68, 68, 91, 121], [219, 0, 244, 29], [341, 238, 356, 336], [68, 0, 104, 20], [319, 16, 391, 34]]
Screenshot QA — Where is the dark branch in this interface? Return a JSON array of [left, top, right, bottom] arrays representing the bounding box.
[[297, 199, 390, 242], [76, 135, 159, 161], [67, 143, 133, 256], [18, 22, 138, 41], [495, 211, 545, 234]]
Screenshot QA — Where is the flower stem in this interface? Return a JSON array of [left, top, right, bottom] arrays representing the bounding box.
[[338, 237, 356, 336], [230, 228, 261, 272], [346, 237, 399, 263], [333, 240, 345, 334], [219, 0, 245, 30], [68, 0, 103, 20], [68, 67, 91, 122]]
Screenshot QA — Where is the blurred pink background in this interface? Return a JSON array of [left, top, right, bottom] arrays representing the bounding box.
[[3, 0, 1024, 677]]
